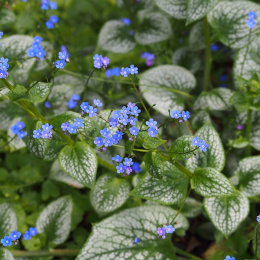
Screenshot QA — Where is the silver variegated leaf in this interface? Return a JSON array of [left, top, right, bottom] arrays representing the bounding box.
[[189, 21, 205, 51]]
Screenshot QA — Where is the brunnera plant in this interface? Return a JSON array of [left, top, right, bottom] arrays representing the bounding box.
[[1, 0, 260, 260]]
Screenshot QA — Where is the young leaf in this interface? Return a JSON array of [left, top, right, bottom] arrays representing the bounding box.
[[186, 123, 225, 172], [36, 196, 73, 246], [58, 142, 98, 188], [27, 82, 51, 103], [139, 65, 196, 116], [191, 167, 235, 197], [204, 192, 249, 236], [0, 203, 18, 240], [143, 151, 165, 179], [154, 0, 187, 20], [7, 85, 27, 101], [130, 161, 189, 204], [135, 12, 171, 45], [98, 20, 136, 53], [142, 136, 166, 149], [76, 205, 189, 260], [91, 174, 130, 214], [235, 155, 260, 197]]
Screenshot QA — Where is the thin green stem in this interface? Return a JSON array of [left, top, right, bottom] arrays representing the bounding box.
[[172, 161, 193, 178], [246, 109, 252, 156], [98, 157, 117, 173], [112, 144, 153, 153], [174, 246, 203, 260], [11, 249, 80, 257], [256, 225, 259, 260], [82, 68, 96, 101], [203, 16, 212, 92], [0, 136, 16, 150]]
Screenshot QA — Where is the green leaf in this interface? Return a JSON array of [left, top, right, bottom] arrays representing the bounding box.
[[0, 8, 15, 26], [204, 192, 249, 236], [7, 85, 27, 101], [186, 0, 221, 25], [139, 65, 196, 116], [189, 21, 205, 51], [208, 1, 260, 48], [130, 161, 189, 204], [58, 142, 98, 188], [0, 249, 15, 260], [142, 136, 166, 149], [98, 20, 136, 53], [135, 12, 171, 45], [143, 151, 165, 179], [154, 0, 187, 20], [91, 174, 130, 214], [186, 123, 225, 172], [194, 88, 234, 111], [36, 196, 73, 246], [251, 111, 260, 150], [178, 197, 202, 218], [76, 205, 189, 260], [229, 91, 248, 110], [235, 156, 260, 197], [0, 203, 18, 239], [191, 111, 211, 131], [27, 82, 51, 103], [191, 168, 235, 197]]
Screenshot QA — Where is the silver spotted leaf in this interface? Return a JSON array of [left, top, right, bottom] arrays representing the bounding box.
[[191, 111, 211, 131], [91, 174, 130, 214], [139, 65, 196, 116], [191, 167, 235, 197], [189, 21, 205, 51], [186, 123, 225, 172], [235, 156, 260, 197], [208, 1, 260, 48], [154, 0, 187, 20], [143, 152, 165, 179], [0, 203, 18, 239], [251, 111, 260, 151], [58, 142, 98, 188], [98, 20, 136, 53], [135, 12, 171, 45], [28, 82, 51, 103], [0, 249, 15, 260], [204, 192, 249, 236], [36, 196, 73, 246], [76, 205, 189, 260], [130, 161, 189, 205]]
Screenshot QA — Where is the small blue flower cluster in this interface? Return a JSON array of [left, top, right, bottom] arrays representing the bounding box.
[[112, 155, 133, 175], [141, 52, 155, 66], [68, 94, 80, 109], [1, 228, 37, 247], [0, 31, 3, 40], [247, 11, 257, 29], [27, 36, 45, 60], [224, 256, 235, 260], [33, 123, 53, 139], [0, 57, 9, 79], [105, 67, 120, 78], [80, 99, 103, 117], [93, 54, 110, 69], [120, 65, 138, 77], [54, 51, 69, 69], [41, 0, 57, 10], [145, 118, 158, 137], [46, 15, 59, 29], [157, 225, 175, 239], [61, 118, 84, 134], [191, 136, 208, 152], [10, 121, 27, 139], [61, 45, 70, 57], [120, 18, 131, 25], [170, 110, 190, 123], [257, 215, 260, 224]]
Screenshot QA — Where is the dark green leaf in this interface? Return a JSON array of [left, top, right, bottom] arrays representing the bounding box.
[[143, 151, 165, 179]]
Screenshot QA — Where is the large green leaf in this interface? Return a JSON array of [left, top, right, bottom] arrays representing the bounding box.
[[98, 20, 136, 53], [186, 123, 225, 172], [208, 1, 260, 48], [36, 196, 72, 246], [154, 0, 187, 20], [28, 82, 51, 103], [235, 156, 260, 197], [58, 142, 98, 188], [186, 0, 221, 25], [0, 203, 18, 239], [189, 21, 205, 51], [130, 161, 189, 204], [76, 205, 189, 260], [204, 192, 249, 236], [135, 12, 171, 45], [139, 65, 196, 116], [191, 168, 235, 197], [91, 174, 130, 214], [143, 151, 165, 179]]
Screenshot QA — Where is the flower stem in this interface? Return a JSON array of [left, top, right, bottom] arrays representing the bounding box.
[[246, 109, 252, 156], [174, 246, 203, 260], [82, 68, 96, 102], [256, 225, 259, 260], [172, 161, 193, 178], [203, 16, 212, 92]]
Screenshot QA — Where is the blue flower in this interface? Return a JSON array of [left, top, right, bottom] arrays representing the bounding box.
[[211, 44, 219, 52], [112, 67, 120, 76], [123, 157, 133, 166], [80, 102, 89, 113], [94, 60, 103, 69], [116, 163, 126, 173], [1, 236, 12, 246], [42, 123, 53, 132], [199, 140, 208, 152], [134, 237, 139, 244], [114, 130, 123, 140], [93, 54, 102, 61], [33, 129, 42, 139], [0, 70, 7, 78], [41, 3, 48, 10], [29, 227, 37, 236], [130, 106, 141, 116], [126, 166, 132, 175], [181, 111, 190, 121], [94, 137, 103, 147], [104, 136, 113, 147], [41, 131, 52, 139], [146, 118, 157, 128], [100, 128, 111, 137], [224, 256, 235, 260], [109, 118, 119, 128], [220, 74, 228, 81], [55, 59, 66, 69], [61, 122, 69, 131], [67, 124, 77, 134], [50, 15, 59, 24], [118, 114, 129, 125], [247, 19, 257, 29], [112, 134, 119, 145], [257, 215, 260, 224], [112, 155, 123, 162], [132, 162, 141, 173], [105, 69, 112, 78], [164, 225, 175, 233], [128, 116, 137, 126], [191, 136, 201, 146], [129, 126, 139, 136], [9, 231, 21, 241], [71, 94, 80, 101], [49, 1, 57, 9], [248, 11, 257, 19], [120, 67, 130, 77], [121, 106, 131, 115], [45, 101, 51, 108], [112, 110, 121, 119], [68, 99, 77, 109], [23, 231, 31, 240], [101, 57, 110, 68], [59, 51, 69, 60], [93, 99, 103, 107], [171, 110, 181, 119], [87, 106, 98, 117], [74, 118, 84, 128], [0, 31, 3, 39], [10, 125, 20, 135], [120, 18, 131, 25], [148, 127, 157, 137], [33, 36, 42, 43], [129, 64, 138, 75], [17, 131, 27, 140], [17, 121, 25, 129], [46, 20, 54, 29]]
